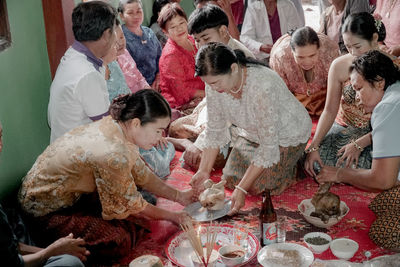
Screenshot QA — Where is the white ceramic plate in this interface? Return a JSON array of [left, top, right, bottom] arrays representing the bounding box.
[[184, 200, 231, 222], [165, 224, 260, 267], [257, 243, 314, 267]]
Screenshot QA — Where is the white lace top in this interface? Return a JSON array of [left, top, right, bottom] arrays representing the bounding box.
[[195, 66, 311, 168]]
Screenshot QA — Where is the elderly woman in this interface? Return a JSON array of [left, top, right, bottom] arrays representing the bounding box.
[[119, 0, 162, 89], [270, 26, 339, 118], [316, 50, 400, 250], [190, 43, 311, 214], [158, 3, 205, 115], [240, 0, 303, 61], [304, 12, 394, 176], [18, 90, 193, 264]]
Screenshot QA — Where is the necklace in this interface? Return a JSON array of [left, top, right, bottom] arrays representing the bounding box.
[[230, 68, 245, 94], [386, 0, 398, 18], [300, 66, 315, 96]]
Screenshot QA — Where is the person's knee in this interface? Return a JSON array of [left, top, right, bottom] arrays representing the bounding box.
[[44, 254, 84, 267]]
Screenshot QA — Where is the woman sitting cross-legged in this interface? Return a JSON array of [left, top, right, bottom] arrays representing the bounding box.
[[158, 3, 205, 117], [270, 26, 339, 118], [18, 90, 193, 265], [304, 12, 394, 176], [190, 43, 311, 215], [316, 50, 400, 250]]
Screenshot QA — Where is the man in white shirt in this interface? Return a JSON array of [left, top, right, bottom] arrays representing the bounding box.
[[48, 1, 117, 142]]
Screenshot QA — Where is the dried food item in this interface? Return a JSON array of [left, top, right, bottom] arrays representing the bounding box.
[[266, 248, 302, 267], [305, 236, 330, 245], [199, 179, 226, 210], [310, 183, 341, 223], [222, 250, 245, 258]]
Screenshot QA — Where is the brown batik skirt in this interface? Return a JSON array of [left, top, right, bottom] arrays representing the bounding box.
[[222, 133, 306, 196]]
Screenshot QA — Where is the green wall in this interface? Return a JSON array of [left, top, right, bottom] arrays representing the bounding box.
[[0, 0, 52, 199]]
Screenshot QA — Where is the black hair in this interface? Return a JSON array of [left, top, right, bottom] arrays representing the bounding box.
[[109, 90, 171, 124], [289, 26, 320, 50], [188, 4, 228, 35], [194, 0, 210, 5], [342, 12, 386, 43], [350, 50, 400, 91], [72, 1, 117, 42], [195, 42, 267, 76], [150, 0, 172, 26], [118, 0, 142, 14]]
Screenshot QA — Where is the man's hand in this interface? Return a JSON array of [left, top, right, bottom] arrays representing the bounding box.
[[44, 233, 90, 262]]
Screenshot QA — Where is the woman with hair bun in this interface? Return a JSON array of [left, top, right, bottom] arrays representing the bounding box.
[[190, 42, 311, 215], [18, 90, 193, 264], [305, 12, 399, 177]]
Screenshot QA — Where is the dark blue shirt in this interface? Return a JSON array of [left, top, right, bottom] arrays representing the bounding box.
[[122, 25, 162, 85]]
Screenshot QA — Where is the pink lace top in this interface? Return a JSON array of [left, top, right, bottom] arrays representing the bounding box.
[[117, 49, 149, 93], [159, 36, 205, 109]]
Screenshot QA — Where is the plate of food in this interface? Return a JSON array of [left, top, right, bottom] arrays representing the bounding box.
[[257, 243, 314, 267], [165, 224, 260, 267], [185, 179, 231, 222]]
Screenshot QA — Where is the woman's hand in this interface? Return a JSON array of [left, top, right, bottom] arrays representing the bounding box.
[[227, 188, 246, 216], [190, 171, 210, 197], [336, 142, 362, 168], [260, 44, 273, 54], [156, 137, 169, 151], [151, 73, 160, 91], [316, 166, 341, 184], [170, 211, 192, 225], [183, 144, 202, 170], [304, 151, 324, 177], [177, 189, 195, 206], [44, 233, 90, 262]]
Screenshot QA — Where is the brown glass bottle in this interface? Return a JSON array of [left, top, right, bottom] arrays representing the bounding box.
[[259, 189, 277, 246]]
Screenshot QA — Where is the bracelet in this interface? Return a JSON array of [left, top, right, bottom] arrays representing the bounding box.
[[305, 146, 320, 154], [235, 185, 248, 195], [351, 139, 364, 152]]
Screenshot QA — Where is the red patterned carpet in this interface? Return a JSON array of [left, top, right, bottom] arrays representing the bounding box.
[[119, 151, 393, 266]]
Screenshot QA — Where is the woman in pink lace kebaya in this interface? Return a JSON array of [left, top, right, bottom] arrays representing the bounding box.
[[158, 3, 205, 116]]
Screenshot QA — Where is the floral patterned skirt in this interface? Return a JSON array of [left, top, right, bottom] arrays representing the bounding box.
[[222, 133, 306, 196]]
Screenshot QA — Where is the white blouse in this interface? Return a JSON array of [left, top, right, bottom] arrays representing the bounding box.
[[195, 66, 311, 169]]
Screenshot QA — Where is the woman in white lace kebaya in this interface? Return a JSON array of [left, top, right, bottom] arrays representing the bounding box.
[[190, 43, 312, 214]]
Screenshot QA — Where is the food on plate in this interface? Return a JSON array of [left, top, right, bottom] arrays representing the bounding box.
[[222, 250, 245, 258], [310, 183, 341, 223], [266, 248, 302, 267], [305, 236, 330, 245], [199, 179, 226, 210]]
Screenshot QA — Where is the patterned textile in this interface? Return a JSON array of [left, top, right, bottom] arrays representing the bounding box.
[[336, 79, 372, 129], [26, 193, 141, 265], [159, 36, 205, 109], [19, 116, 155, 219], [118, 151, 394, 266], [369, 186, 400, 249], [117, 49, 149, 93], [195, 66, 311, 169], [123, 25, 162, 85], [319, 121, 372, 169], [223, 128, 306, 195], [106, 61, 131, 102], [270, 33, 339, 117]]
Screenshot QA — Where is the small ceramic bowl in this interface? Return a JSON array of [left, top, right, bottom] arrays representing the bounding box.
[[218, 244, 246, 266], [303, 232, 332, 254], [191, 249, 218, 267], [298, 199, 350, 228], [330, 238, 359, 260]]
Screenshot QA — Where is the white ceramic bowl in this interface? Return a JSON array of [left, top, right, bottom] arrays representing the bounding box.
[[330, 238, 359, 260], [298, 199, 349, 228], [303, 232, 332, 254], [218, 244, 246, 266], [191, 249, 218, 267]]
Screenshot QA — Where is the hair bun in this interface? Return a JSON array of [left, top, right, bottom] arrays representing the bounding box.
[[109, 94, 130, 120]]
